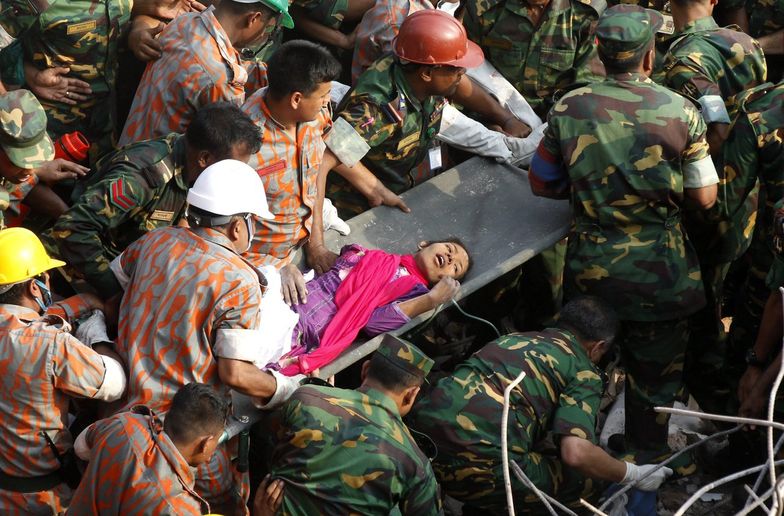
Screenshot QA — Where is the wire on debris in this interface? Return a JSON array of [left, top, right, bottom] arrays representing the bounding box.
[[509, 460, 574, 516], [502, 370, 527, 516]]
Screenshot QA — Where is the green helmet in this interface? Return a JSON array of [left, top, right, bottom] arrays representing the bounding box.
[[233, 0, 294, 29]]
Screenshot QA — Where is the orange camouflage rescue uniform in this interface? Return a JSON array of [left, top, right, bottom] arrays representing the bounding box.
[[0, 296, 113, 514], [111, 225, 263, 513], [350, 0, 431, 83], [242, 89, 332, 268], [120, 6, 254, 145], [68, 406, 207, 515]]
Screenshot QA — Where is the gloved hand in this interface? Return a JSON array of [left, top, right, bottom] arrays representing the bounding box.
[[621, 462, 673, 491], [323, 198, 350, 236], [254, 370, 305, 410], [75, 310, 112, 348]]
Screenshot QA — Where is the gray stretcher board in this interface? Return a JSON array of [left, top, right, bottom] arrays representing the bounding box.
[[222, 156, 571, 442]]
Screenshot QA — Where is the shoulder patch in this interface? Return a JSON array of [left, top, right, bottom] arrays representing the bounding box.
[[109, 179, 136, 211]]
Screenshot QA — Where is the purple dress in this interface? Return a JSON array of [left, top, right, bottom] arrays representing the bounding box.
[[289, 244, 429, 354]]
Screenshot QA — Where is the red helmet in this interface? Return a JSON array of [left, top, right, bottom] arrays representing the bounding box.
[[392, 10, 484, 68]]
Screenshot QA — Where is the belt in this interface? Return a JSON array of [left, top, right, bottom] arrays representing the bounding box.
[[0, 468, 63, 493]]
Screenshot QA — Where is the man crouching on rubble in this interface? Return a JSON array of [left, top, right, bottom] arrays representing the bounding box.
[[408, 297, 673, 512]]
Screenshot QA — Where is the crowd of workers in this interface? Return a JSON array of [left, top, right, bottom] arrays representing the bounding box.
[[0, 0, 784, 513]]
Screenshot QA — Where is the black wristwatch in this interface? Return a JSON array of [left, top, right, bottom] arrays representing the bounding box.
[[746, 348, 768, 368]]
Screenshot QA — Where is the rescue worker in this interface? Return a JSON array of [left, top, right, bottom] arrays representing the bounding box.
[[110, 159, 304, 514], [461, 0, 605, 117], [268, 335, 441, 515], [409, 297, 672, 511], [120, 0, 293, 145], [331, 10, 523, 217], [0, 228, 126, 514], [0, 0, 132, 160], [721, 82, 784, 394], [0, 90, 88, 229], [241, 40, 344, 270], [44, 102, 262, 299], [657, 0, 767, 414], [529, 5, 718, 470], [350, 0, 434, 83], [69, 383, 229, 515]]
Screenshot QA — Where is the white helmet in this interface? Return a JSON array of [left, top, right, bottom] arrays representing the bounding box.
[[187, 159, 274, 220]]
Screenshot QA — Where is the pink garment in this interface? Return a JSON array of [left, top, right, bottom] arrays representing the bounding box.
[[280, 251, 427, 375]]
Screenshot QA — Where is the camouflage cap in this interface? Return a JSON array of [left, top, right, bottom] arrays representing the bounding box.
[[375, 335, 434, 380], [0, 89, 54, 169], [596, 5, 663, 64]]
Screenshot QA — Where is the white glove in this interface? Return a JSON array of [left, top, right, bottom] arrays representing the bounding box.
[[75, 310, 112, 348], [621, 462, 673, 491], [323, 197, 350, 236], [253, 370, 305, 410]]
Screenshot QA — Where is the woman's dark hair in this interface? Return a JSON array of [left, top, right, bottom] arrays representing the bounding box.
[[420, 237, 473, 280]]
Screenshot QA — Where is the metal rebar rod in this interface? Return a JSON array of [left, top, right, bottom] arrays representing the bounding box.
[[509, 460, 576, 516], [598, 425, 742, 512], [674, 460, 784, 516], [502, 371, 528, 516]]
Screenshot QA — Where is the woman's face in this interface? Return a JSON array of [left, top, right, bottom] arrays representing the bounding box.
[[415, 242, 469, 284]]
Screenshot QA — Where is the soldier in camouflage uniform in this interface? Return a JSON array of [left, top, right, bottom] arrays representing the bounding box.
[[329, 10, 484, 217], [408, 297, 672, 511], [41, 103, 261, 299], [268, 335, 441, 515], [656, 0, 766, 413], [461, 0, 605, 118], [719, 0, 784, 81], [0, 0, 133, 162], [719, 82, 784, 389], [0, 89, 55, 230], [736, 195, 784, 423], [529, 5, 719, 466]]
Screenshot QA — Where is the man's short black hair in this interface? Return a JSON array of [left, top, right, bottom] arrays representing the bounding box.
[[219, 0, 276, 17], [164, 383, 229, 444], [186, 102, 262, 157], [266, 40, 341, 99], [600, 39, 653, 74], [366, 353, 423, 392], [558, 296, 619, 345], [0, 282, 26, 305]]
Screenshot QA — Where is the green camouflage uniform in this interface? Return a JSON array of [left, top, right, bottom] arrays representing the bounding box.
[[462, 0, 605, 118], [766, 197, 784, 289], [722, 82, 784, 382], [328, 54, 446, 217], [719, 0, 784, 81], [41, 134, 189, 298], [408, 330, 604, 511], [293, 0, 348, 29], [0, 89, 55, 229], [269, 337, 441, 516], [530, 5, 716, 453], [0, 0, 133, 162], [656, 15, 766, 413]]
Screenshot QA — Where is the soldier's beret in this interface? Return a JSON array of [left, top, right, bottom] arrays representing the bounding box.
[[375, 335, 434, 380], [596, 5, 664, 64], [0, 89, 54, 169]]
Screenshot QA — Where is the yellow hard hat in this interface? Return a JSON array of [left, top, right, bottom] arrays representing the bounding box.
[[0, 227, 65, 287]]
